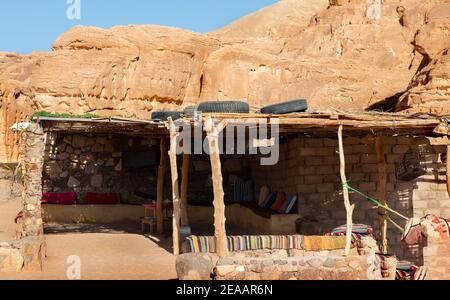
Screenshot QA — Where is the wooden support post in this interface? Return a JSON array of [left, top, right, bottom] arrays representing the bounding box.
[[338, 125, 355, 256], [204, 116, 229, 258], [156, 138, 167, 234], [376, 136, 388, 254], [180, 154, 190, 226], [168, 118, 181, 256], [447, 137, 450, 199]]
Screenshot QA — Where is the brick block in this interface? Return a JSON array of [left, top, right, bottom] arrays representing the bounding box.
[[294, 176, 304, 185], [305, 157, 324, 166], [387, 154, 401, 163], [344, 137, 361, 145], [316, 147, 337, 156], [357, 164, 378, 173], [305, 176, 323, 185], [315, 165, 336, 175], [305, 139, 323, 147], [298, 166, 317, 176], [343, 146, 354, 155], [323, 156, 340, 165], [299, 148, 316, 156], [323, 174, 340, 183], [361, 154, 378, 164], [393, 145, 409, 154], [324, 139, 338, 146], [358, 182, 376, 192], [413, 200, 428, 209], [383, 145, 392, 153], [383, 137, 397, 145], [352, 145, 375, 154], [316, 183, 335, 193], [308, 193, 327, 202], [296, 184, 317, 194], [397, 136, 413, 145], [346, 155, 360, 164], [347, 173, 367, 183]]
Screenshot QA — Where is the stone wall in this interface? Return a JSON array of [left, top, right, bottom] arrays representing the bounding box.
[[423, 237, 450, 280], [176, 249, 383, 280], [250, 135, 450, 263], [0, 237, 46, 272], [42, 132, 163, 202], [213, 253, 381, 280], [1, 124, 46, 273], [18, 123, 45, 238]]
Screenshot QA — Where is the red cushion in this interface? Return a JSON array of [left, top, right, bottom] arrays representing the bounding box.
[[271, 192, 287, 212], [84, 193, 120, 205], [42, 192, 77, 205]]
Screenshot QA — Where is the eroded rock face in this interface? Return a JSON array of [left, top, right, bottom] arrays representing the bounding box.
[[396, 2, 450, 115], [2, 0, 450, 161]]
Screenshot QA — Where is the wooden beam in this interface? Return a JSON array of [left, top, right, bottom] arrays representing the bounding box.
[[167, 118, 181, 255], [447, 137, 450, 200], [204, 116, 229, 257], [156, 138, 167, 234], [180, 154, 190, 226], [376, 136, 388, 254], [338, 125, 355, 256]]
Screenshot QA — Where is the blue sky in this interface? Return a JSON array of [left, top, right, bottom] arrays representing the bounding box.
[[0, 0, 278, 54]]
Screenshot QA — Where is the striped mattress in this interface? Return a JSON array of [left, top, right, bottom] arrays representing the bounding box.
[[185, 235, 348, 253]]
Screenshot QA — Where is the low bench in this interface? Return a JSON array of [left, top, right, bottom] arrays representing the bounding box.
[[42, 203, 144, 224], [188, 203, 302, 235]]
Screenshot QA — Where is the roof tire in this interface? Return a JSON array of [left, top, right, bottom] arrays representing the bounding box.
[[183, 106, 198, 117], [260, 99, 308, 115], [151, 111, 182, 122], [197, 101, 250, 114]]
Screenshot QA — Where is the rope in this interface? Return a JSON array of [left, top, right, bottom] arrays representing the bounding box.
[[387, 215, 405, 233], [342, 182, 409, 221]]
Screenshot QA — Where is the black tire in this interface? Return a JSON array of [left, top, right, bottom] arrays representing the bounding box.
[[183, 106, 198, 117], [260, 99, 308, 114], [151, 111, 182, 122], [197, 101, 250, 114]]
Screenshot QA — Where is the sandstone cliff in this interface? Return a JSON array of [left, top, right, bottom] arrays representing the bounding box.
[[1, 0, 450, 162]]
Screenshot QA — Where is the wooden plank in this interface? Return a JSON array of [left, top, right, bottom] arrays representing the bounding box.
[[204, 116, 229, 257], [180, 154, 190, 226], [338, 125, 355, 256], [156, 138, 167, 234], [376, 136, 389, 254], [167, 118, 181, 256]]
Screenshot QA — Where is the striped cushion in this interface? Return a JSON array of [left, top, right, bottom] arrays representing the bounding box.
[[262, 192, 278, 209], [185, 235, 348, 253]]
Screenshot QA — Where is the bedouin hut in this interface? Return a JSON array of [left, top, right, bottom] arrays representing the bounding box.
[[10, 109, 450, 280]]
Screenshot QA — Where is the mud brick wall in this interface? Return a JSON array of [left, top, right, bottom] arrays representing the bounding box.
[[250, 135, 450, 263], [423, 237, 450, 279], [42, 132, 163, 203]]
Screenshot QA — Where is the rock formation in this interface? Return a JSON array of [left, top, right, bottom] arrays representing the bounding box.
[[2, 0, 450, 162]]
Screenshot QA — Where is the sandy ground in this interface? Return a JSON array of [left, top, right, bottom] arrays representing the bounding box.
[[1, 187, 177, 280], [0, 228, 178, 280], [0, 199, 20, 241]]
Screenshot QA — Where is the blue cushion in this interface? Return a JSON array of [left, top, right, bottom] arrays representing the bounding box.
[[282, 194, 298, 214], [261, 192, 278, 209]]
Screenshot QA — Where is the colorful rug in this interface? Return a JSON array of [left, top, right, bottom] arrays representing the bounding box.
[[185, 235, 348, 253], [327, 224, 374, 241]]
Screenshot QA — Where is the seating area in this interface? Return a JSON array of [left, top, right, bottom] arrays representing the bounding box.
[[183, 234, 349, 254], [42, 192, 121, 205]]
